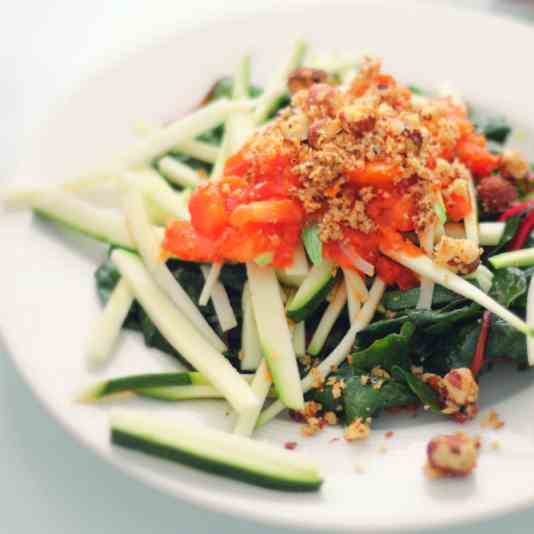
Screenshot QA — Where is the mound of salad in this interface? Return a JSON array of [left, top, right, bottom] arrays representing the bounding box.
[[6, 40, 534, 490]]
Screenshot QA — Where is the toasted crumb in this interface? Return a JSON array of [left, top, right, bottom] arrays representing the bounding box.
[[480, 409, 505, 430], [385, 431, 394, 439], [344, 418, 370, 442], [324, 411, 338, 425], [310, 367, 324, 390], [284, 441, 298, 450]]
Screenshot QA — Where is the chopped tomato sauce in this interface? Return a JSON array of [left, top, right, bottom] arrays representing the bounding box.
[[162, 64, 496, 289]]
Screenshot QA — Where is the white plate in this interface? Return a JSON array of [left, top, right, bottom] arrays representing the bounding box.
[[3, 2, 534, 531]]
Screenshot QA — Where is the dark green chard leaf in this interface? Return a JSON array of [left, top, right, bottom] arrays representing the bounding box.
[[302, 225, 323, 265], [489, 267, 527, 307], [406, 303, 481, 335], [357, 315, 410, 345], [392, 366, 441, 413], [514, 267, 534, 308], [469, 108, 511, 144], [420, 321, 481, 374], [485, 316, 528, 370], [351, 322, 414, 373], [382, 284, 462, 311], [408, 85, 427, 96], [344, 377, 416, 424]]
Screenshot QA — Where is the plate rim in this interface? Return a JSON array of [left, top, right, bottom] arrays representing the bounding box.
[[7, 1, 534, 531]]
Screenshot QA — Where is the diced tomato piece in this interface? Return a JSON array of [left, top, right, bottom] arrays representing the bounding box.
[[345, 162, 400, 187], [217, 226, 272, 263], [456, 135, 499, 177], [367, 194, 414, 232], [272, 224, 302, 267], [445, 192, 471, 222], [189, 183, 228, 239], [375, 255, 419, 290], [224, 151, 252, 177], [229, 200, 303, 228], [163, 220, 219, 262], [379, 228, 422, 257]]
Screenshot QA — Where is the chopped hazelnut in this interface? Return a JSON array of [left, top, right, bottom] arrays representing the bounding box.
[[425, 432, 480, 478], [477, 175, 518, 214], [434, 236, 481, 275], [501, 149, 529, 180], [288, 67, 328, 94], [344, 418, 370, 442]]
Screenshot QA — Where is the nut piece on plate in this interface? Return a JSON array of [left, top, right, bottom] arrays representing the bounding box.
[[425, 432, 480, 479], [422, 367, 479, 422], [288, 68, 329, 94], [434, 236, 481, 275], [344, 418, 371, 442], [500, 149, 529, 180], [477, 175, 518, 214]]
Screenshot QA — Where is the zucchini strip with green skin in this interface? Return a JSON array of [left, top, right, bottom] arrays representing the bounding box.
[[307, 282, 347, 356], [257, 278, 385, 428], [286, 260, 336, 322], [246, 263, 304, 411], [78, 372, 257, 402], [489, 248, 534, 269], [137, 385, 223, 401], [253, 39, 308, 124], [240, 283, 263, 371], [78, 371, 208, 401], [200, 265, 237, 332], [123, 192, 226, 351], [385, 248, 533, 335], [4, 188, 136, 250], [86, 278, 134, 368], [111, 249, 258, 414], [110, 409, 322, 491], [234, 359, 272, 437], [157, 156, 204, 189]]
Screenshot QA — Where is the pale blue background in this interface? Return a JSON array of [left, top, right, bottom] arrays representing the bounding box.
[[2, 1, 534, 532]]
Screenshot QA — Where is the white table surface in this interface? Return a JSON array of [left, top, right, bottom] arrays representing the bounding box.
[[3, 1, 534, 532]]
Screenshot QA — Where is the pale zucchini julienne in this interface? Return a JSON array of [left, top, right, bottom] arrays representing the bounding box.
[[257, 277, 385, 428], [85, 278, 134, 368], [384, 248, 533, 336], [307, 282, 348, 356], [240, 283, 263, 371], [246, 262, 304, 411], [111, 249, 258, 414], [234, 359, 272, 437], [4, 188, 136, 250], [123, 191, 226, 351]]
